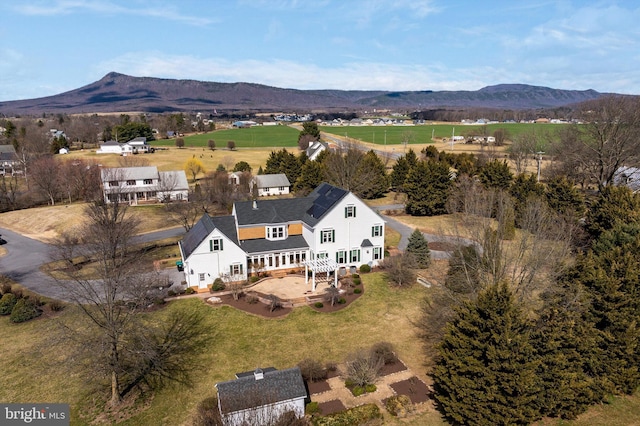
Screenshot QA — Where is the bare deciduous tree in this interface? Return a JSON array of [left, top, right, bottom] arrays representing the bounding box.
[[30, 156, 62, 205], [559, 95, 640, 191]]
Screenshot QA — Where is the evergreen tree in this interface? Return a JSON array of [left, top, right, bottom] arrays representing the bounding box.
[[299, 121, 320, 140], [509, 173, 544, 227], [406, 229, 431, 268], [404, 160, 452, 216], [585, 185, 640, 239], [479, 159, 513, 190], [232, 161, 252, 173], [578, 226, 640, 394], [390, 149, 418, 191], [264, 148, 303, 185], [531, 281, 602, 419], [358, 150, 388, 199], [294, 160, 324, 195], [433, 283, 540, 426], [545, 176, 585, 220]]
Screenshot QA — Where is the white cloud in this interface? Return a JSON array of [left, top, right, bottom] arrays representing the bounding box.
[[13, 0, 214, 26]]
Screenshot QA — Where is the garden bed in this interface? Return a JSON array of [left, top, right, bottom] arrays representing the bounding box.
[[317, 399, 346, 416], [389, 377, 432, 404]]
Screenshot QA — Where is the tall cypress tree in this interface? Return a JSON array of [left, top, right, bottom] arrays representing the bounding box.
[[433, 282, 540, 425]]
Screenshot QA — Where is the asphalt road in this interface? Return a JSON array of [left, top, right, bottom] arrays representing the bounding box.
[[0, 226, 186, 301]]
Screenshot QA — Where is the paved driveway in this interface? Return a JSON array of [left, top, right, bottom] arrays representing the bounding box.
[[0, 226, 187, 302]]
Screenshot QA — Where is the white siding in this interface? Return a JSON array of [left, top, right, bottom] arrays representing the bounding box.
[[182, 230, 247, 289], [310, 193, 385, 268]]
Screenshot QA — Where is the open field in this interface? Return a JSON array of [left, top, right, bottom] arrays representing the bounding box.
[[63, 146, 277, 177], [321, 122, 565, 146], [151, 125, 300, 148], [0, 203, 176, 243]]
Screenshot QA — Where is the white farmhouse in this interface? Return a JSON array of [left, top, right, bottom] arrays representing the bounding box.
[[178, 183, 385, 290], [101, 166, 188, 204]]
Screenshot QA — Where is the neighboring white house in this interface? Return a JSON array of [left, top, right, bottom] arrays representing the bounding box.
[[250, 174, 291, 197], [179, 182, 385, 290], [613, 166, 640, 193], [215, 367, 307, 426], [101, 166, 188, 205], [97, 137, 152, 154], [305, 140, 328, 161], [0, 145, 19, 175]]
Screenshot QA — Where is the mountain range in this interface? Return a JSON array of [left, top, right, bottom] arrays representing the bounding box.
[[0, 72, 611, 116]]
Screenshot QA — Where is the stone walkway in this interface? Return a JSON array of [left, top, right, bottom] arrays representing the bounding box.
[[310, 368, 416, 408]]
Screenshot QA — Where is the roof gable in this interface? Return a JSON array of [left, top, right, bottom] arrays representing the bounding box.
[[181, 215, 238, 259]]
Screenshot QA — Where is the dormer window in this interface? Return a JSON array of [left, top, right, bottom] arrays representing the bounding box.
[[126, 180, 136, 186], [143, 179, 153, 185], [266, 225, 287, 241]]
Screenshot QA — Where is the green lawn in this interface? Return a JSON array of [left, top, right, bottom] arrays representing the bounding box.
[[320, 123, 566, 147], [0, 273, 438, 425], [151, 125, 300, 148]]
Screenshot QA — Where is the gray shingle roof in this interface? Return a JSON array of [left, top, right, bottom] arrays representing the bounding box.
[[0, 145, 16, 154], [240, 235, 308, 255], [180, 215, 238, 259], [234, 182, 348, 228], [235, 198, 312, 226], [254, 173, 290, 188], [159, 170, 189, 191], [100, 166, 159, 182], [216, 367, 307, 415]]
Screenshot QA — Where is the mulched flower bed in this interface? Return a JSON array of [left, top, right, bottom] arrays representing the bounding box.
[[379, 356, 408, 376], [306, 379, 331, 394], [308, 284, 364, 313], [212, 293, 292, 318], [389, 376, 432, 404], [317, 399, 346, 416]]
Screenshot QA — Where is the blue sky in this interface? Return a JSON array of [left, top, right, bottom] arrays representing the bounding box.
[[1, 0, 639, 102]]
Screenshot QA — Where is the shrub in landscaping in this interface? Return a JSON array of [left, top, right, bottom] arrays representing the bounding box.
[[313, 403, 382, 426], [345, 348, 383, 388], [338, 297, 346, 304], [306, 401, 320, 416], [385, 395, 413, 417], [351, 273, 359, 279], [371, 341, 396, 365], [167, 290, 176, 297], [246, 295, 259, 304], [249, 275, 261, 283], [314, 301, 324, 308], [299, 358, 327, 382], [193, 396, 221, 426], [325, 362, 337, 374], [364, 384, 377, 393], [210, 278, 225, 292], [352, 277, 361, 285], [354, 288, 361, 294], [0, 293, 17, 315], [1, 282, 12, 295], [185, 287, 195, 295], [10, 298, 41, 323], [48, 300, 65, 312], [351, 386, 365, 396], [359, 264, 371, 273]]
